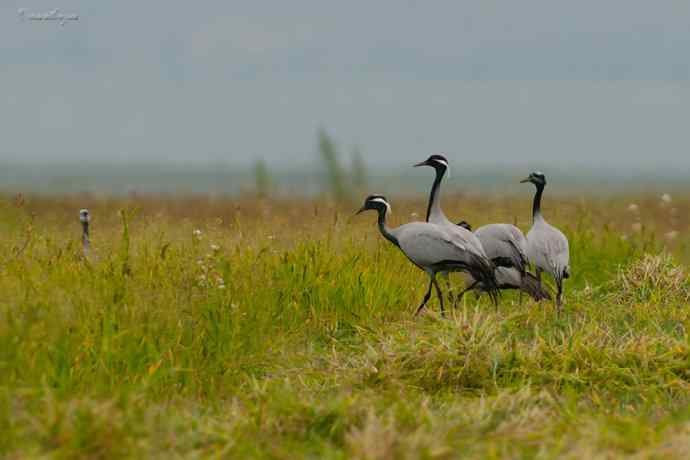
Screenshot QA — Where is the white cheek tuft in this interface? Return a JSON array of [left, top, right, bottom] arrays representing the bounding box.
[[370, 198, 392, 214], [371, 198, 387, 206], [436, 159, 450, 178]]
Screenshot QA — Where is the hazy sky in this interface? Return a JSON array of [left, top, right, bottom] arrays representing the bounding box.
[[3, 1, 690, 169]]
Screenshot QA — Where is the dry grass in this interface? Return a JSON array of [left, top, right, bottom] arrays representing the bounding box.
[[616, 253, 690, 304], [0, 192, 690, 458]]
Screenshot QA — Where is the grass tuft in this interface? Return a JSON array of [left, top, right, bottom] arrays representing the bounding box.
[[616, 253, 690, 304]]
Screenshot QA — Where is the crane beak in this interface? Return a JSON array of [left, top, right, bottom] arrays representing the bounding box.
[[413, 160, 428, 167], [520, 177, 531, 183], [354, 206, 366, 216]]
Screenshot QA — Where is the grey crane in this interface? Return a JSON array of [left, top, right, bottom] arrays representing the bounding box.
[[414, 154, 500, 306], [521, 171, 570, 313], [79, 208, 90, 257], [453, 220, 550, 301], [356, 195, 499, 316]]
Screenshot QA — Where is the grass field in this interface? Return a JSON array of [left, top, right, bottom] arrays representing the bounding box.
[[1, 191, 690, 459]]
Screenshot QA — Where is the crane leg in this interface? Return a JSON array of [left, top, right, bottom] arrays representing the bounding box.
[[431, 276, 445, 317], [556, 280, 563, 318], [536, 268, 546, 310], [455, 280, 479, 305], [442, 272, 455, 306], [414, 279, 434, 317]]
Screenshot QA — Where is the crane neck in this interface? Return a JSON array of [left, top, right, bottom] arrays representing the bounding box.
[[532, 183, 544, 223], [377, 208, 399, 247], [81, 222, 90, 252], [425, 167, 447, 223]]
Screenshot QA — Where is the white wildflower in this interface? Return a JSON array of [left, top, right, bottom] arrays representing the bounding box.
[[661, 193, 672, 205], [583, 283, 593, 296], [210, 244, 220, 252], [627, 203, 639, 212], [193, 229, 203, 237]]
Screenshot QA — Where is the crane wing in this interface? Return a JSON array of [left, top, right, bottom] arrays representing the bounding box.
[[476, 224, 529, 271], [396, 223, 473, 267], [527, 223, 570, 278]]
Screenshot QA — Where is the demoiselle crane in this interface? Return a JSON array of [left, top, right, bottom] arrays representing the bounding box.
[[454, 220, 550, 301], [521, 171, 570, 313], [79, 209, 90, 257], [356, 194, 499, 316], [414, 154, 500, 306]]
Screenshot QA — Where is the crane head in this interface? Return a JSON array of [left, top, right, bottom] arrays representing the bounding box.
[[79, 209, 90, 224], [413, 154, 448, 171], [456, 220, 472, 231], [356, 194, 392, 216], [520, 171, 546, 186]]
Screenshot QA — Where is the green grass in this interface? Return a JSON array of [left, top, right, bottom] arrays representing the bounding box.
[[1, 194, 690, 458]]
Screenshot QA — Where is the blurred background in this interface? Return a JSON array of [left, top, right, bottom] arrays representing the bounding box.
[[2, 1, 690, 197]]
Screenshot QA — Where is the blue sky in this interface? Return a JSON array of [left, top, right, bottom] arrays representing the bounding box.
[[2, 1, 690, 169]]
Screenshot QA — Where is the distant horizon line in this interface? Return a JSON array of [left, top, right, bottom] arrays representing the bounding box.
[[1, 157, 690, 173]]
